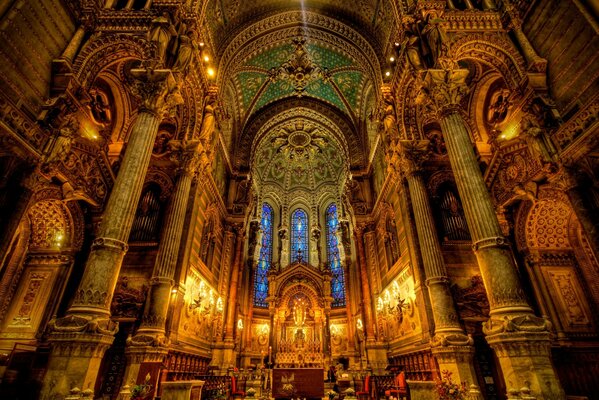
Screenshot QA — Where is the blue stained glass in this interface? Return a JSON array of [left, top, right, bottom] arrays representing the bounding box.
[[326, 203, 346, 307], [290, 209, 309, 263], [254, 203, 273, 307]]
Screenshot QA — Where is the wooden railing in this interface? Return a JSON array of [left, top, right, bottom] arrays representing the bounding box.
[[165, 350, 211, 381], [388, 350, 437, 381], [193, 375, 232, 399]]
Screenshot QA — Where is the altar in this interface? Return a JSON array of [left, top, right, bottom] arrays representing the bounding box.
[[272, 368, 324, 399]]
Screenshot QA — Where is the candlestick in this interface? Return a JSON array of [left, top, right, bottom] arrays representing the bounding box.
[[268, 346, 272, 365]]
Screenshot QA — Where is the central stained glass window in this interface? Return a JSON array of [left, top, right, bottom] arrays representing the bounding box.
[[326, 203, 346, 307], [254, 203, 273, 307], [290, 208, 309, 263]]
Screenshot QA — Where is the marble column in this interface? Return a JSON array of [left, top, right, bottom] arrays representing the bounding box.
[[420, 69, 563, 399], [397, 140, 478, 386], [122, 140, 206, 386], [41, 68, 182, 399], [354, 225, 376, 343], [219, 226, 245, 368]]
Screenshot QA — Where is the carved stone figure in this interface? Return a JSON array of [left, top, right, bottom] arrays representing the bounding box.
[[198, 97, 217, 145], [400, 23, 425, 71], [173, 30, 197, 73], [46, 114, 79, 164], [382, 93, 398, 145], [421, 13, 448, 68], [147, 12, 177, 64], [521, 114, 556, 165]]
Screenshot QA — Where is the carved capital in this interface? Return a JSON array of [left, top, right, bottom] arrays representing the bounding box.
[[397, 140, 430, 177], [127, 68, 183, 118], [419, 69, 470, 118], [168, 139, 208, 177]]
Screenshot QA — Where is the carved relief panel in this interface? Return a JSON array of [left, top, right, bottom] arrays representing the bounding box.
[[542, 266, 594, 332]]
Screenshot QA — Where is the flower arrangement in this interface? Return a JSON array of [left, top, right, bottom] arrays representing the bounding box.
[[435, 370, 468, 400], [130, 373, 153, 400]]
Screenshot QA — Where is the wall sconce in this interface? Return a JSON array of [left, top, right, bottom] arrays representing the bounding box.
[[216, 297, 223, 313], [190, 281, 207, 311], [379, 284, 407, 324], [237, 318, 244, 331], [356, 318, 363, 331]]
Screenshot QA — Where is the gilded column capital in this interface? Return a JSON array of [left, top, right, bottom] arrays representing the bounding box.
[[419, 69, 470, 118], [168, 139, 209, 177], [127, 68, 183, 118]]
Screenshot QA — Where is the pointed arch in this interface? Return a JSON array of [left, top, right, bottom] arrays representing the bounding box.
[[290, 208, 309, 263]]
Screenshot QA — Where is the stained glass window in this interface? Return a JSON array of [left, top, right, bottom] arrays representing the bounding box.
[[290, 208, 309, 263], [326, 203, 346, 307], [254, 203, 273, 307]]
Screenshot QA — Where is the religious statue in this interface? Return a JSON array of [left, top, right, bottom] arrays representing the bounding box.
[[173, 29, 198, 74], [521, 113, 556, 167], [147, 12, 177, 64], [382, 93, 398, 146], [421, 12, 448, 68], [198, 97, 217, 146], [46, 113, 79, 164], [399, 22, 425, 71]]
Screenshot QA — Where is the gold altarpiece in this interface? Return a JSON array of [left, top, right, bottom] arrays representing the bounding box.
[[266, 261, 332, 368]]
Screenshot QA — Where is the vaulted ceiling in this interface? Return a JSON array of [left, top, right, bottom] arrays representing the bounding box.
[[199, 0, 395, 197]]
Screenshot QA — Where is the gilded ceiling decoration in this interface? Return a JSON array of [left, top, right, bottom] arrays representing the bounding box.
[[233, 37, 366, 122], [253, 118, 346, 193]]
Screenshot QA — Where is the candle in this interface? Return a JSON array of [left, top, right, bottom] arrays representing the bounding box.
[[268, 346, 272, 364]]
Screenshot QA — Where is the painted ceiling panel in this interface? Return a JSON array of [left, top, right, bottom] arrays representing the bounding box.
[[238, 40, 361, 119]]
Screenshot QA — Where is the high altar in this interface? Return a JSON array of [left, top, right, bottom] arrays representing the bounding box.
[[266, 260, 333, 369]]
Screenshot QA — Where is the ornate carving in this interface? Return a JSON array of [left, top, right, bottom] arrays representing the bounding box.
[[452, 275, 490, 320], [126, 68, 183, 117], [418, 69, 470, 117], [110, 277, 148, 319]]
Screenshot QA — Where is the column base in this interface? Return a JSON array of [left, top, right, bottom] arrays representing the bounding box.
[[120, 344, 168, 393], [211, 339, 237, 371], [431, 335, 479, 388], [365, 342, 388, 374], [41, 314, 118, 399], [485, 316, 564, 399], [41, 331, 115, 399]]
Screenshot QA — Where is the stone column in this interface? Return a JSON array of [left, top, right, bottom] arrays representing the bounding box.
[[397, 140, 478, 386], [219, 226, 245, 368], [122, 140, 206, 386], [420, 69, 563, 399], [354, 224, 376, 343], [504, 2, 546, 71], [41, 68, 182, 399]]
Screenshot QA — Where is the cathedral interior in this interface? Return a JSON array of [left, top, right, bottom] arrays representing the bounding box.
[[0, 0, 599, 399]]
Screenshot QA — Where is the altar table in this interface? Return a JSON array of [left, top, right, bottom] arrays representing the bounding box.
[[272, 368, 324, 399]]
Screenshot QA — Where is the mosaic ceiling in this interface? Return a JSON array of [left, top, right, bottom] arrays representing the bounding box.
[[253, 118, 346, 193], [233, 39, 366, 120]]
